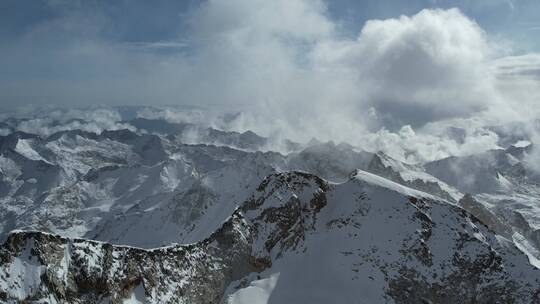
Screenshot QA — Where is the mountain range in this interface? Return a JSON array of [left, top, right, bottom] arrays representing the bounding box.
[[1, 114, 540, 303]]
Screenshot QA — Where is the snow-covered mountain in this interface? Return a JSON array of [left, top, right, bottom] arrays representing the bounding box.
[[2, 171, 540, 303], [1, 113, 540, 303]]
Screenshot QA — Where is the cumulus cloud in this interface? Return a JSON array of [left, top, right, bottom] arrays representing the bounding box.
[[171, 4, 512, 145], [313, 8, 502, 127], [177, 3, 535, 162]]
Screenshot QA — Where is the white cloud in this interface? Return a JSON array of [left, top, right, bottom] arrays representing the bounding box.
[[358, 118, 502, 163], [13, 108, 135, 137], [312, 8, 502, 127], [2, 2, 540, 164], [189, 0, 334, 41]]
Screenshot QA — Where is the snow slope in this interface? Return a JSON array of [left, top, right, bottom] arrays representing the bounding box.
[[1, 171, 540, 303], [2, 115, 540, 303]]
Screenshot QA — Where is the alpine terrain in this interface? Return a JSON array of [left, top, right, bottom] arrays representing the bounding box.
[[0, 108, 540, 303]]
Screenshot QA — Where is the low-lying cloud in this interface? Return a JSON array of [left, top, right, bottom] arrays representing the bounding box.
[[4, 108, 135, 137]]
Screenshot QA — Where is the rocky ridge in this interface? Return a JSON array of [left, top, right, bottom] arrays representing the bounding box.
[[2, 171, 540, 303]]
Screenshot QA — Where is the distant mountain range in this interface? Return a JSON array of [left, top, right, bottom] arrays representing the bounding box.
[[1, 113, 540, 303]]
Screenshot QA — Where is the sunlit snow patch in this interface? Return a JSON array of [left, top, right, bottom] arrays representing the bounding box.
[[513, 232, 540, 269], [227, 273, 280, 304], [512, 140, 531, 148], [15, 139, 48, 162]]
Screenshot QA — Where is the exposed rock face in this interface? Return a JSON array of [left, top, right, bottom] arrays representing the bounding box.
[[2, 171, 540, 303], [458, 194, 513, 238], [0, 216, 257, 304]]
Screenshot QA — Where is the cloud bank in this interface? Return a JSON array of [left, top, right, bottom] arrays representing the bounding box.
[[1, 1, 539, 163]]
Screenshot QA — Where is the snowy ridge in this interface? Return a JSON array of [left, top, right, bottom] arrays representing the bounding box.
[[352, 169, 440, 200], [2, 171, 540, 303], [2, 116, 540, 303]]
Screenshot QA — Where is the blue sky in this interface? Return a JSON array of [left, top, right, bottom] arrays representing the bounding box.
[[1, 0, 538, 51]]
